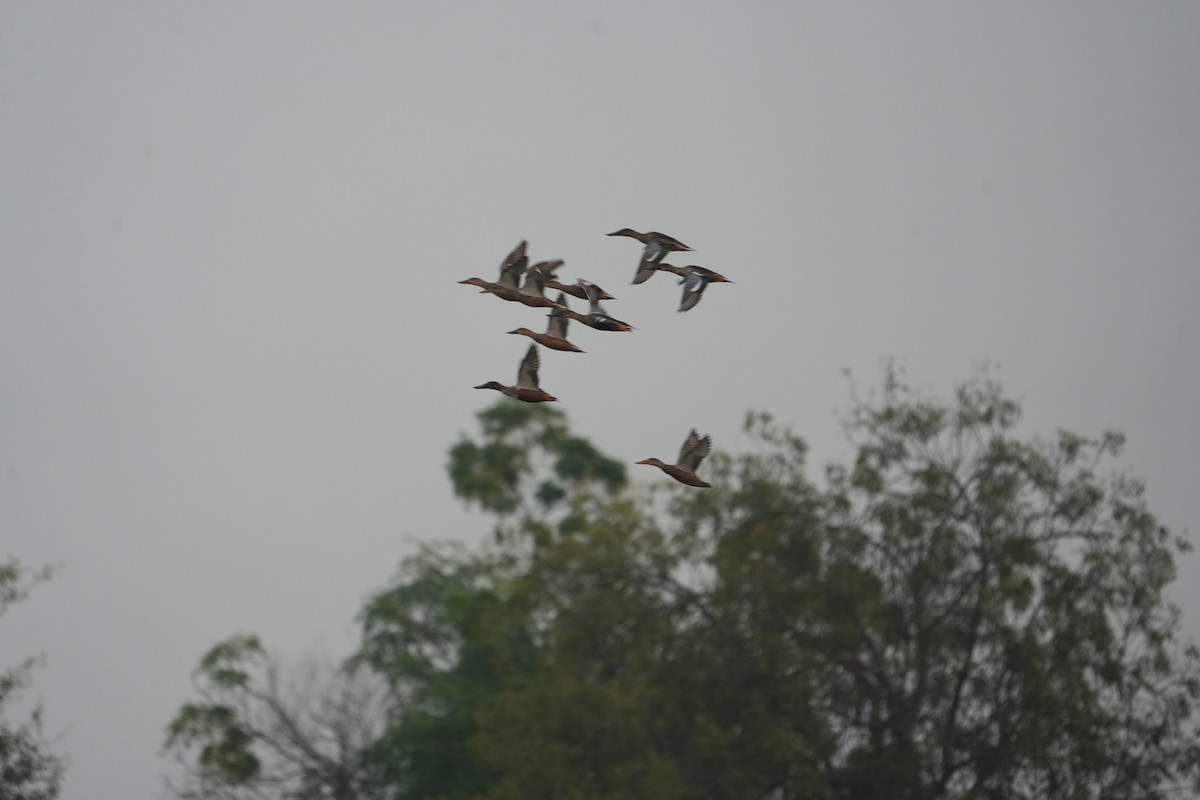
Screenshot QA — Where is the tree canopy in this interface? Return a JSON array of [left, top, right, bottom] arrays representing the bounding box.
[[1, 559, 65, 800], [165, 371, 1200, 800]]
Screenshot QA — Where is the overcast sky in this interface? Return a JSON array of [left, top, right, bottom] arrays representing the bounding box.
[[3, 3, 1199, 798]]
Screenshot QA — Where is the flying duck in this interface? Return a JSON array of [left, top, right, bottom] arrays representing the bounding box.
[[474, 344, 558, 402], [607, 228, 694, 284], [636, 429, 713, 488]]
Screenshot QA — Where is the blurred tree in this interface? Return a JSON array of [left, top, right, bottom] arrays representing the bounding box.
[[447, 401, 626, 539], [348, 400, 630, 800], [0, 558, 65, 800], [463, 375, 1200, 800], [163, 635, 389, 800], [352, 545, 529, 800], [797, 372, 1200, 799], [168, 385, 1200, 800]]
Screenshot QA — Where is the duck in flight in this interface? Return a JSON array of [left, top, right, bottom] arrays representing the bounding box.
[[459, 242, 564, 309], [458, 240, 527, 294], [636, 429, 713, 488], [555, 279, 634, 332], [607, 228, 693, 284], [657, 264, 732, 312], [474, 344, 557, 402], [507, 293, 585, 353]]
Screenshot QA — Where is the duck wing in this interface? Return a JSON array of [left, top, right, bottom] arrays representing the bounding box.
[[632, 259, 658, 284], [530, 259, 564, 275], [677, 429, 712, 473], [678, 272, 708, 312], [516, 344, 541, 389], [547, 295, 570, 339], [498, 240, 529, 290], [577, 279, 606, 314], [525, 260, 564, 293], [641, 240, 668, 265], [521, 262, 555, 296]]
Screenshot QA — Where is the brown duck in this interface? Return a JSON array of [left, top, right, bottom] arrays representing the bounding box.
[[459, 243, 564, 309], [607, 228, 694, 284], [637, 429, 713, 488], [474, 344, 557, 402], [458, 240, 527, 293], [657, 264, 733, 312], [556, 279, 634, 332], [508, 293, 585, 352]]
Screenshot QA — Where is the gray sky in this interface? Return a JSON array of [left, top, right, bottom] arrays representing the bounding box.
[[3, 3, 1199, 798]]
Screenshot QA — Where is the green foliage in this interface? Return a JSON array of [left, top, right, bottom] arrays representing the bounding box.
[[164, 636, 389, 800], [448, 400, 627, 526], [439, 370, 1200, 799], [198, 634, 263, 689], [353, 545, 534, 800], [163, 636, 266, 794], [167, 370, 1200, 800], [0, 559, 65, 800]]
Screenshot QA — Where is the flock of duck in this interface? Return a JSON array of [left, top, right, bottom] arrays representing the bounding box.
[[460, 229, 731, 488]]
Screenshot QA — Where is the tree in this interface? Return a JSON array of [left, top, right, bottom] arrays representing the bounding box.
[[167, 381, 1200, 800], [0, 558, 65, 800], [459, 375, 1200, 799], [163, 635, 389, 800], [349, 401, 629, 800], [447, 401, 626, 537]]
